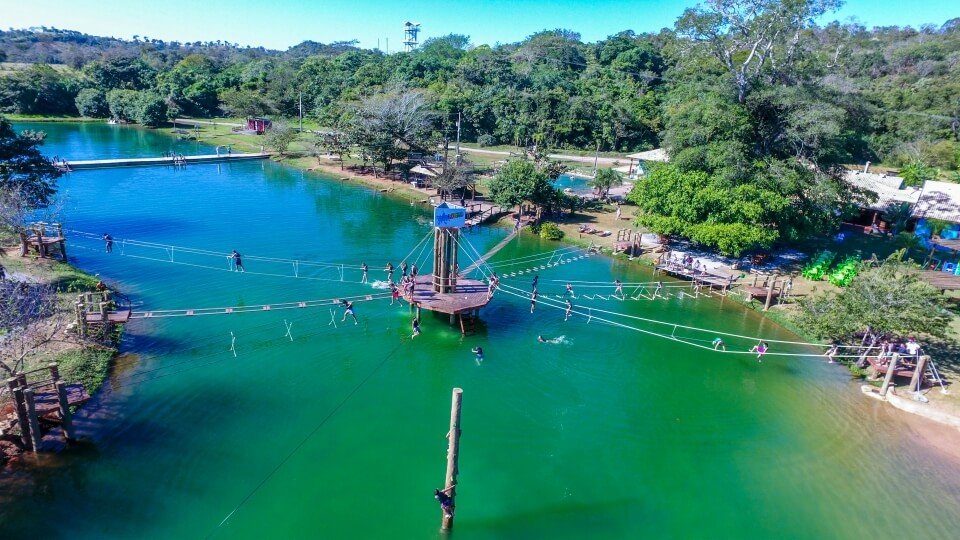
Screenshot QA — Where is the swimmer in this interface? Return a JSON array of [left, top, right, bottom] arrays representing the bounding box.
[[341, 300, 358, 325], [434, 488, 454, 518], [538, 335, 546, 343], [471, 347, 484, 362], [564, 299, 572, 321], [712, 337, 726, 351], [750, 341, 768, 362], [411, 317, 421, 338]]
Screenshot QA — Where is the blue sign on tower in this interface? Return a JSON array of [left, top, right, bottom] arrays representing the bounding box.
[[434, 202, 466, 228]]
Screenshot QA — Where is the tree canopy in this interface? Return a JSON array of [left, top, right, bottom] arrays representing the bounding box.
[[0, 117, 61, 210]]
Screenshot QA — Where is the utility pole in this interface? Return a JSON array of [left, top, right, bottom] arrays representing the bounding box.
[[593, 140, 600, 175], [441, 388, 463, 531], [455, 111, 462, 166], [299, 92, 303, 133]]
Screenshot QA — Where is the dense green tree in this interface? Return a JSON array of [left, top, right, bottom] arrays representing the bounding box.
[[795, 258, 949, 342], [0, 117, 61, 209], [488, 160, 554, 210], [588, 168, 623, 198], [264, 122, 297, 155], [74, 88, 108, 117]]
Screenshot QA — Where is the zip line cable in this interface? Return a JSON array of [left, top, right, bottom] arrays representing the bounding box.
[[206, 341, 403, 538]]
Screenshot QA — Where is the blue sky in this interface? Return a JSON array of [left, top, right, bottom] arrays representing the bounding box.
[[2, 0, 957, 50]]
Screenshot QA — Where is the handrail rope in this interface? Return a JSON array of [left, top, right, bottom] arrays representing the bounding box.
[[130, 292, 391, 318], [499, 287, 859, 357], [396, 229, 434, 267], [500, 282, 852, 348]]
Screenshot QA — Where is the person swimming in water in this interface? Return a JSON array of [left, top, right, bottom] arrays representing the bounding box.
[[538, 335, 546, 343], [434, 488, 454, 518], [411, 317, 421, 338], [751, 341, 768, 361], [471, 347, 484, 361]]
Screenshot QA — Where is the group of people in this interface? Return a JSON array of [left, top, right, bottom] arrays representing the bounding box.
[[823, 336, 923, 365], [487, 272, 500, 299], [383, 261, 419, 286]]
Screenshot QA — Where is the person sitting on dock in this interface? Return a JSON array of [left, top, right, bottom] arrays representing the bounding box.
[[103, 233, 113, 253], [340, 300, 358, 325], [434, 488, 455, 518], [614, 279, 624, 299], [385, 262, 395, 283], [564, 299, 572, 321], [411, 317, 421, 338], [751, 341, 768, 362], [361, 262, 368, 284], [231, 250, 244, 272], [712, 338, 726, 351]]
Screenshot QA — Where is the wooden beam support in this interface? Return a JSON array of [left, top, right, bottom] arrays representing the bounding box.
[[441, 388, 463, 531]]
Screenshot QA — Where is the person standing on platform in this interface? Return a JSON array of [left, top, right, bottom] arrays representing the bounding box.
[[411, 263, 418, 279], [231, 250, 244, 272], [401, 261, 409, 278]]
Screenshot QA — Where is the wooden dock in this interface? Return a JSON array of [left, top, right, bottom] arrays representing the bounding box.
[[63, 152, 269, 170], [403, 274, 490, 315], [654, 262, 736, 289]]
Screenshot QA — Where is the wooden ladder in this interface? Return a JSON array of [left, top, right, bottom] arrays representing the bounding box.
[[458, 312, 477, 335]]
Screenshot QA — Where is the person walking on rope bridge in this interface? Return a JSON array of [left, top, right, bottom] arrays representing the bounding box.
[[564, 299, 572, 321], [653, 281, 663, 298], [340, 300, 358, 325], [564, 282, 576, 299], [712, 337, 726, 351], [824, 343, 839, 363], [531, 274, 539, 292], [385, 262, 395, 283], [361, 262, 368, 284], [750, 341, 768, 362], [614, 279, 624, 299], [401, 261, 409, 277], [530, 289, 538, 313], [411, 317, 421, 339], [231, 250, 244, 272], [103, 233, 113, 253]]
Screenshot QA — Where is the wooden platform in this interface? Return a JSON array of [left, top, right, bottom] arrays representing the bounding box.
[[867, 356, 922, 379], [920, 270, 960, 291], [402, 275, 491, 315], [32, 384, 91, 417], [65, 152, 269, 170], [84, 310, 132, 324], [742, 286, 781, 301], [655, 263, 736, 288]]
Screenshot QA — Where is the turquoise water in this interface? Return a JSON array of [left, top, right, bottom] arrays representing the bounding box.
[[553, 173, 594, 195], [2, 122, 960, 539]]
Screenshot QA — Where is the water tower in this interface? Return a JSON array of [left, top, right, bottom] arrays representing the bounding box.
[[403, 21, 421, 52]]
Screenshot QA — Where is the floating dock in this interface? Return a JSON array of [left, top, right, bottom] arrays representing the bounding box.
[[63, 152, 269, 170]]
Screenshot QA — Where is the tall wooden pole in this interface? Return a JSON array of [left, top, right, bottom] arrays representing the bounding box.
[[441, 387, 463, 531], [880, 353, 900, 397], [909, 355, 930, 393], [23, 387, 43, 452], [763, 277, 776, 311], [6, 378, 32, 448]]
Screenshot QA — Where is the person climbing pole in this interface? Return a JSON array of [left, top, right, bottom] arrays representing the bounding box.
[[434, 488, 454, 518]]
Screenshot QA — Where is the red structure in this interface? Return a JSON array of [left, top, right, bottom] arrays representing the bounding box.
[[246, 117, 272, 134]]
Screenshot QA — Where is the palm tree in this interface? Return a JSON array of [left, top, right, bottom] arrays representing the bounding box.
[[588, 168, 624, 199]]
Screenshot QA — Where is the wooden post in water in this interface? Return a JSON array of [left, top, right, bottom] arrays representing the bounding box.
[[6, 378, 32, 448], [909, 355, 930, 393], [441, 388, 463, 532], [22, 387, 43, 452], [880, 353, 900, 397]]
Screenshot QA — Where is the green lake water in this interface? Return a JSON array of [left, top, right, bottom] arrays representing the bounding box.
[[2, 122, 960, 539]]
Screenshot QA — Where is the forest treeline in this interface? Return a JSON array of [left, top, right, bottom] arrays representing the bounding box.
[[2, 1, 959, 255]]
